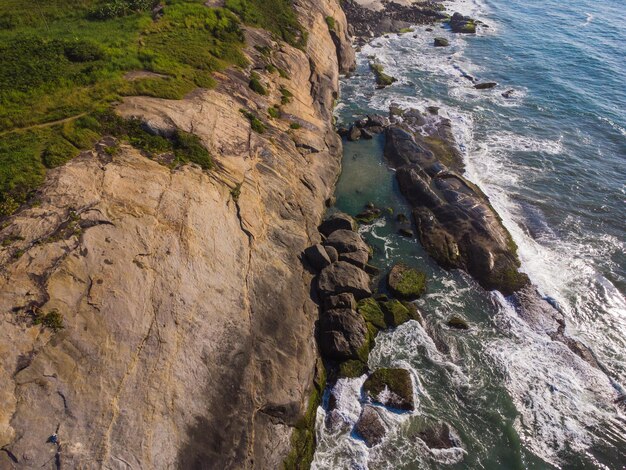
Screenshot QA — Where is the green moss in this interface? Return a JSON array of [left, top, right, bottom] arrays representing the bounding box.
[[387, 264, 427, 300], [356, 322, 378, 363], [357, 298, 386, 329], [249, 71, 268, 95], [363, 368, 413, 407], [338, 359, 367, 378], [280, 86, 294, 105], [289, 122, 301, 129], [283, 361, 325, 470], [267, 106, 280, 119], [230, 183, 242, 201], [33, 309, 64, 332], [369, 62, 396, 87], [381, 300, 411, 328], [398, 27, 414, 33], [240, 109, 266, 134], [325, 16, 336, 31]]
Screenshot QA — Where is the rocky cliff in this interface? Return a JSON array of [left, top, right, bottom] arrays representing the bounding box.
[[0, 1, 354, 468]]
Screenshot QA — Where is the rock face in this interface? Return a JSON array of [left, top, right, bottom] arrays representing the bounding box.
[[0, 1, 355, 468], [384, 125, 530, 295], [354, 406, 386, 447]]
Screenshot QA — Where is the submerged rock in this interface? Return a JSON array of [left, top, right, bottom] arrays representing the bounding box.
[[317, 261, 372, 299], [387, 263, 427, 300], [416, 421, 462, 449], [363, 368, 414, 411], [354, 405, 386, 447], [319, 212, 357, 236], [355, 206, 383, 224], [348, 125, 362, 141], [447, 314, 469, 330]]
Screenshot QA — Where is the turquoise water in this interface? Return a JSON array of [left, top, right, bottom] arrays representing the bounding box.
[[312, 0, 626, 468]]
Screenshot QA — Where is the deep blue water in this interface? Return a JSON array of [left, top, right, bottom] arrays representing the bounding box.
[[312, 0, 626, 468]]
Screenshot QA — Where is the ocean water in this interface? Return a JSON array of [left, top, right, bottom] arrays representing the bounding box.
[[312, 0, 626, 468]]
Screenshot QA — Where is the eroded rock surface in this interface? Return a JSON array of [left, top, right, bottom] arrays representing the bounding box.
[[0, 1, 354, 468]]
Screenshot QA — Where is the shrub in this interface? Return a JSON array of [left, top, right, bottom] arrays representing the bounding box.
[[267, 106, 280, 119], [34, 309, 64, 332], [249, 72, 268, 95], [325, 16, 336, 31]]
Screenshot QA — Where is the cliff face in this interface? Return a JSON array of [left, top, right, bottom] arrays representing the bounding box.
[[0, 1, 354, 468]]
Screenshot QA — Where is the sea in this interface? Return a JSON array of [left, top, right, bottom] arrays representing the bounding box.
[[311, 0, 626, 468]]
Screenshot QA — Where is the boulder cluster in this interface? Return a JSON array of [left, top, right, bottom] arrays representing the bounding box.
[[304, 212, 436, 448]]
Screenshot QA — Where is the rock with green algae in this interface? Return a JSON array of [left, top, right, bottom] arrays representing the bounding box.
[[381, 299, 413, 327], [447, 314, 469, 330], [357, 297, 387, 329], [338, 359, 368, 378], [363, 368, 414, 411], [387, 263, 427, 300]]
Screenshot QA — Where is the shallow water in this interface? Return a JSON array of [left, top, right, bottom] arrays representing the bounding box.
[[312, 0, 626, 467]]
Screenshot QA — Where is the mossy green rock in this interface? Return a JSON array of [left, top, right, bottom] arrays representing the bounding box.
[[447, 314, 469, 330], [381, 300, 411, 327], [339, 359, 368, 378], [357, 298, 387, 329], [363, 368, 414, 411], [387, 264, 427, 300]]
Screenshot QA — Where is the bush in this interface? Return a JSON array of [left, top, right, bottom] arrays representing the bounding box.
[[249, 72, 268, 95], [34, 309, 64, 332], [63, 40, 105, 62], [325, 16, 336, 31]]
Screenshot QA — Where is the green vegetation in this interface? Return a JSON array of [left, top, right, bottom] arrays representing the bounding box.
[[249, 71, 268, 95], [357, 298, 386, 329], [338, 359, 367, 378], [280, 86, 294, 105], [225, 0, 307, 49], [240, 109, 266, 134], [387, 263, 427, 300], [33, 309, 64, 332], [369, 62, 397, 87], [267, 106, 280, 119], [381, 300, 411, 328], [230, 182, 242, 201], [325, 16, 336, 31], [0, 0, 304, 219], [289, 122, 301, 130], [398, 27, 414, 33]]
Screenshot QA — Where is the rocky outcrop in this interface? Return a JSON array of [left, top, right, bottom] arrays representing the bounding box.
[[384, 125, 530, 295], [363, 368, 414, 411], [354, 406, 386, 447], [0, 1, 355, 468], [449, 12, 477, 34]]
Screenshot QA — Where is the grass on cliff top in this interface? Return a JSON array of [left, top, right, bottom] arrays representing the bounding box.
[[0, 0, 303, 218]]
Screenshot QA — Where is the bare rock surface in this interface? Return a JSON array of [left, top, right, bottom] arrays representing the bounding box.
[[0, 1, 355, 468], [354, 405, 386, 447]]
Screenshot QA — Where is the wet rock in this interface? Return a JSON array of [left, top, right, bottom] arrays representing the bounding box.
[[387, 264, 427, 300], [354, 405, 386, 447], [416, 421, 462, 449], [398, 228, 414, 237], [367, 125, 384, 134], [319, 212, 357, 236], [434, 37, 449, 47], [474, 82, 497, 90], [355, 206, 382, 224], [363, 368, 414, 411], [385, 126, 530, 295], [348, 125, 362, 141], [502, 89, 515, 99], [337, 126, 349, 136], [447, 314, 469, 330], [338, 359, 368, 378], [324, 245, 339, 263], [324, 292, 357, 311], [357, 297, 387, 329], [396, 213, 409, 223], [367, 114, 390, 128], [319, 308, 368, 360], [449, 12, 477, 33], [361, 128, 374, 140], [324, 229, 369, 254], [304, 244, 331, 271], [381, 300, 412, 327], [317, 261, 372, 299]]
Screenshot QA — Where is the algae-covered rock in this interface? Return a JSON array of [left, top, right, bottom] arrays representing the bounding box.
[[434, 37, 449, 47], [369, 62, 397, 88], [338, 359, 368, 378], [354, 405, 386, 447], [381, 299, 412, 327], [447, 314, 469, 330], [357, 297, 387, 329], [363, 368, 414, 411], [387, 263, 427, 300]]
